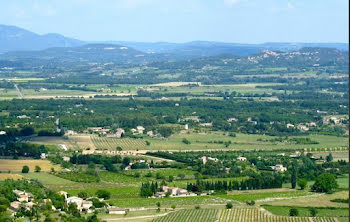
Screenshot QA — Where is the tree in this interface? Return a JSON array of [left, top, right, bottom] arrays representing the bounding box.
[[297, 179, 308, 190], [22, 165, 29, 173], [0, 205, 7, 213], [168, 175, 174, 182], [289, 208, 299, 216], [309, 208, 318, 217], [123, 157, 131, 166], [96, 190, 111, 200], [68, 203, 80, 217], [171, 204, 176, 210], [35, 165, 41, 173], [20, 126, 35, 136], [226, 202, 233, 209], [78, 191, 88, 199], [157, 126, 173, 138], [145, 141, 150, 146], [326, 153, 333, 162], [311, 173, 338, 193], [116, 146, 123, 151], [291, 160, 297, 189]]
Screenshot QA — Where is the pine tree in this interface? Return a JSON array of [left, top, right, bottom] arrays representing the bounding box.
[[291, 160, 298, 189]]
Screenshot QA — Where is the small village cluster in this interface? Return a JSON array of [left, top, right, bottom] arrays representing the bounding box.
[[9, 189, 128, 216], [200, 155, 290, 172]]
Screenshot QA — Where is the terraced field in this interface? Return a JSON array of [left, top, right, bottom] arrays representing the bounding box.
[[91, 136, 146, 150], [153, 208, 339, 222]]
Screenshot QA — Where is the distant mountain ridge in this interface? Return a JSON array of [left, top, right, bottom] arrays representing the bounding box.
[[0, 44, 149, 63], [106, 41, 349, 57], [0, 24, 348, 58], [0, 24, 84, 53]]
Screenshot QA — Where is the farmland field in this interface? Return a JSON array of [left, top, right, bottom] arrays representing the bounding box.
[[153, 208, 340, 222], [146, 133, 348, 151], [218, 190, 313, 202], [91, 136, 146, 150], [22, 172, 76, 185], [263, 205, 348, 217], [0, 173, 23, 180], [28, 132, 348, 152], [261, 191, 349, 208], [0, 159, 61, 172], [153, 209, 218, 222]]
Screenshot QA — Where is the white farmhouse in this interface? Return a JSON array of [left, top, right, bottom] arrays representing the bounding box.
[[271, 164, 287, 172], [237, 156, 247, 161]]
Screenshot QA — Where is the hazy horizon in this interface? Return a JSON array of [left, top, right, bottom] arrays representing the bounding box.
[[0, 0, 348, 43]]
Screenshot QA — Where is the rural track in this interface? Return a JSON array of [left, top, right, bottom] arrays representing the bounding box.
[[14, 84, 24, 99]]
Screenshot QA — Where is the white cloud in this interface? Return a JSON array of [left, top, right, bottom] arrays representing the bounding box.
[[115, 0, 156, 9], [224, 0, 240, 7], [287, 2, 294, 9], [32, 4, 56, 17]]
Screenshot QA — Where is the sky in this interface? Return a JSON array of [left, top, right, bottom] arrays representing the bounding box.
[[0, 0, 348, 43]]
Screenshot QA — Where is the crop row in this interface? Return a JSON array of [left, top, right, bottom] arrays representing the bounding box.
[[153, 208, 339, 222], [91, 136, 146, 150]]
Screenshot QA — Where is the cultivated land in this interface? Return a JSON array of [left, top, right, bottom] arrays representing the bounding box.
[[0, 46, 348, 222], [28, 132, 349, 152], [0, 159, 61, 172]]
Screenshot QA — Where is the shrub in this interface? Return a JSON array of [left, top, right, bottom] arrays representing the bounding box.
[[289, 208, 299, 216], [78, 192, 88, 199], [297, 179, 308, 190], [246, 200, 255, 206], [309, 207, 317, 217], [182, 138, 191, 144], [96, 190, 111, 200], [226, 202, 233, 209], [22, 165, 29, 173], [35, 165, 41, 173]]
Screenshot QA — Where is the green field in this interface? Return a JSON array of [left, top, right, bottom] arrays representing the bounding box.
[[217, 190, 313, 202], [144, 132, 348, 151], [263, 205, 348, 217], [22, 172, 76, 185]]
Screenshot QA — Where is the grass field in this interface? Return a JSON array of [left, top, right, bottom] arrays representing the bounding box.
[[261, 191, 349, 208], [0, 159, 61, 172], [263, 205, 348, 217], [217, 190, 313, 202], [145, 132, 348, 151], [22, 172, 76, 185]]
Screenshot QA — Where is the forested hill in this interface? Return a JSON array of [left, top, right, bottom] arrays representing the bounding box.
[[0, 44, 348, 67], [187, 47, 349, 68], [0, 44, 148, 63]]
